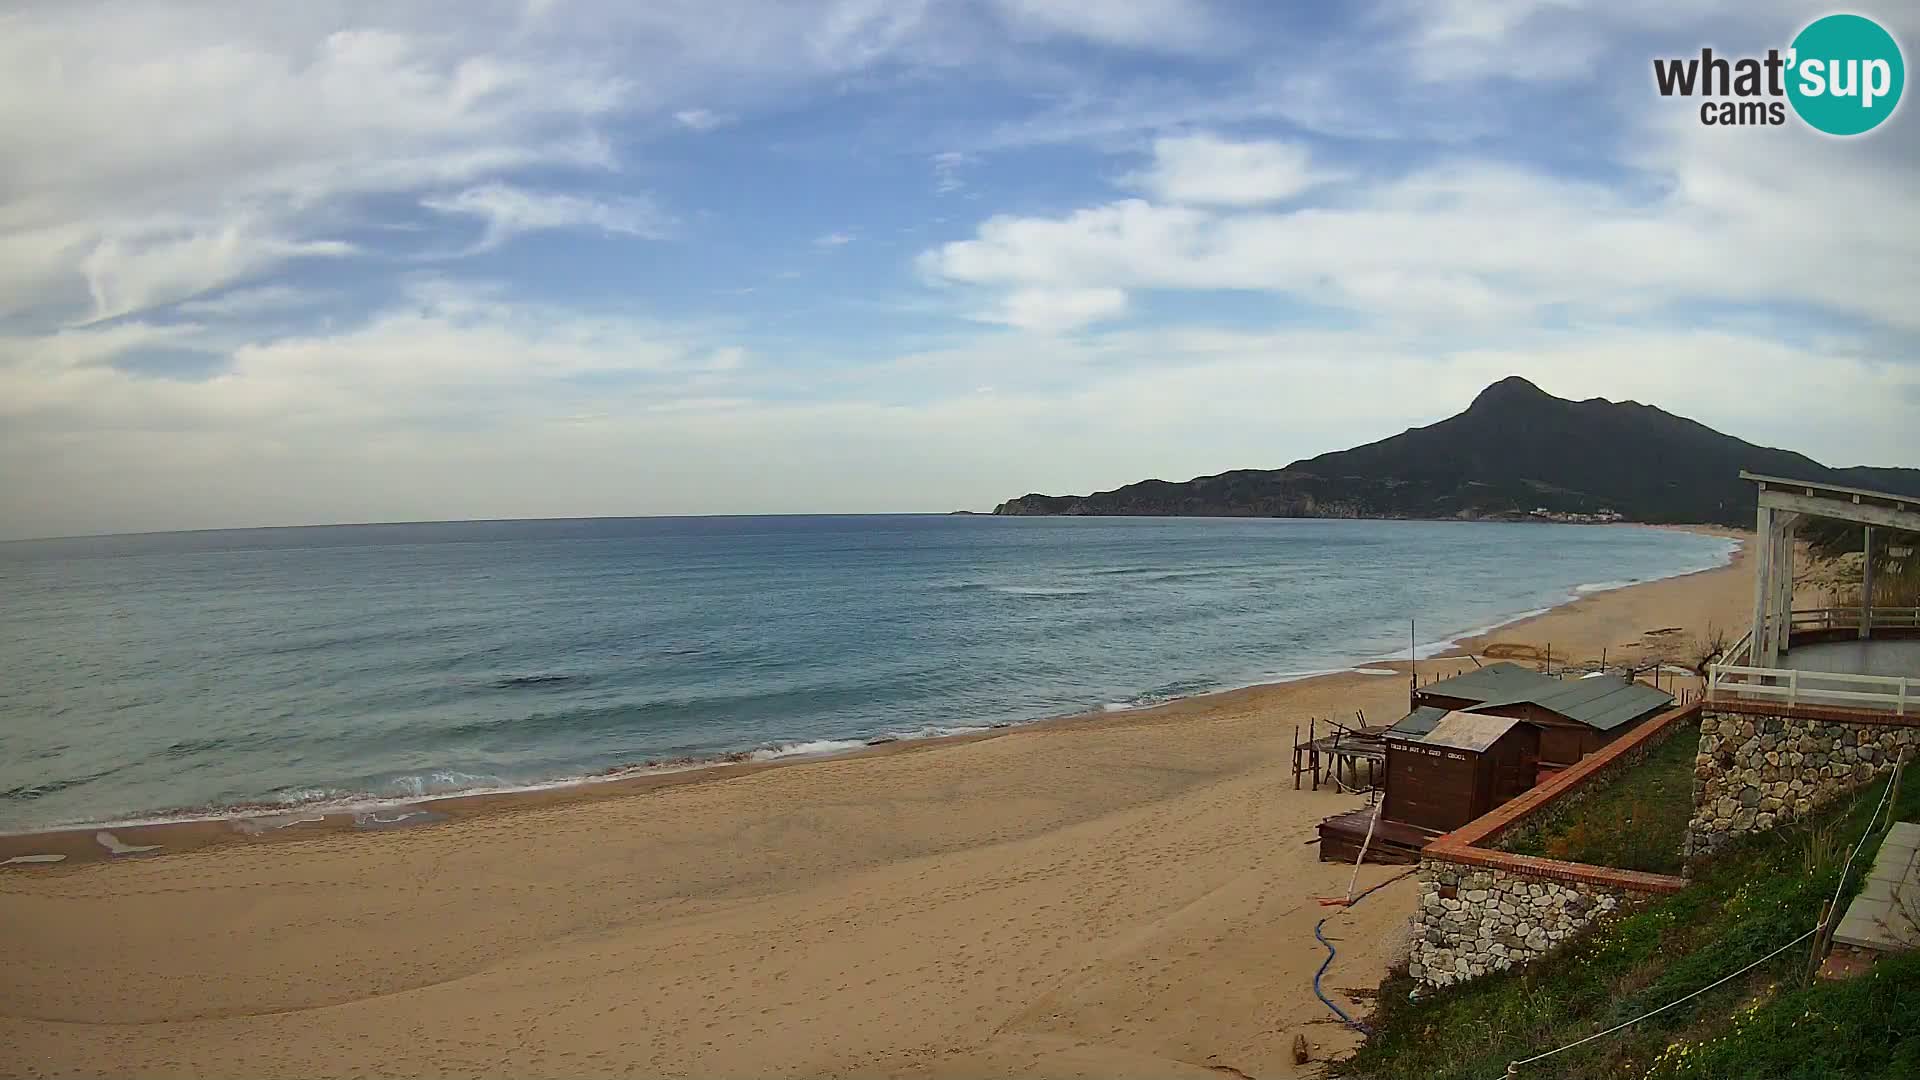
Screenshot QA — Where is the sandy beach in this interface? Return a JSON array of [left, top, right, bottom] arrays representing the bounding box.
[[1, 527, 1757, 1080]]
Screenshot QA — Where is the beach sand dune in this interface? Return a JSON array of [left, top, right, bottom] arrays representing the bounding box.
[[0, 530, 1755, 1079]]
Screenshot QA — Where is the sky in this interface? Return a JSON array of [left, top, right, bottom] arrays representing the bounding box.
[[1, 0, 1916, 540]]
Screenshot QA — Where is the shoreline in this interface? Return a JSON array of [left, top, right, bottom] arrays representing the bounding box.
[[0, 523, 1743, 869], [0, 526, 1762, 1079]]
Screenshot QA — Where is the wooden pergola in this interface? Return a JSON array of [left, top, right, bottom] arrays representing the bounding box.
[[1745, 471, 1920, 668]]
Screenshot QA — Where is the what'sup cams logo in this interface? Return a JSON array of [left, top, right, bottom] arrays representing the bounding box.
[[1653, 13, 1905, 134]]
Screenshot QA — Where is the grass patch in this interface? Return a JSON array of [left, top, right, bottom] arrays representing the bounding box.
[[1641, 951, 1920, 1078], [1336, 764, 1920, 1080], [1503, 727, 1698, 875]]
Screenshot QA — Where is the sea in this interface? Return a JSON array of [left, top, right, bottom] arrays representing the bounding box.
[[0, 516, 1735, 833]]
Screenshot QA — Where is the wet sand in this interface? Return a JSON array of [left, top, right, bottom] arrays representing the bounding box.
[[0, 527, 1756, 1079]]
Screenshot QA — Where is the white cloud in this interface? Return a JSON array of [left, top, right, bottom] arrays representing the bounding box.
[[176, 285, 330, 318], [987, 287, 1129, 332], [1, 280, 744, 436], [421, 184, 671, 250], [990, 0, 1224, 52], [705, 346, 749, 371], [1121, 133, 1333, 206], [81, 223, 355, 324], [2, 0, 1061, 324], [925, 121, 1920, 332], [6, 314, 1913, 539], [932, 151, 975, 194], [2, 0, 1916, 541], [673, 108, 735, 131], [0, 7, 631, 320]]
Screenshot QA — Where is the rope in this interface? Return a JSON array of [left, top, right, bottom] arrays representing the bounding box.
[[1313, 868, 1416, 1034], [1495, 758, 1905, 1076], [1824, 749, 1903, 936], [1494, 927, 1815, 1075]]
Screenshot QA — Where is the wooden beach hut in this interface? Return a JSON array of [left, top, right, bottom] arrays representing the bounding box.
[[1410, 663, 1672, 770], [1381, 712, 1539, 834], [1317, 664, 1673, 863]]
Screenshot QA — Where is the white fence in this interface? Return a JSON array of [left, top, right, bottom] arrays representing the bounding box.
[[1707, 664, 1912, 716], [1707, 607, 1917, 716], [1789, 606, 1920, 633]]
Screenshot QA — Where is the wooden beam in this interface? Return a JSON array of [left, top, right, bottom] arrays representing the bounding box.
[[1757, 489, 1920, 532], [1741, 470, 1917, 509]]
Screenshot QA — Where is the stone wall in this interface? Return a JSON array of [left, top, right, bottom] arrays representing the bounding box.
[[1406, 701, 1696, 989], [1685, 705, 1920, 859], [1409, 860, 1628, 987]]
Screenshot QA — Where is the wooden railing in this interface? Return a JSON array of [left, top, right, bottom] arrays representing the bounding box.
[[1721, 627, 1753, 668], [1788, 606, 1920, 632], [1708, 607, 1917, 715], [1709, 664, 1912, 716]]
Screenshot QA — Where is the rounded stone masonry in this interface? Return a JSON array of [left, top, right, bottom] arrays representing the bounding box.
[[1408, 861, 1625, 988], [1685, 709, 1920, 860]]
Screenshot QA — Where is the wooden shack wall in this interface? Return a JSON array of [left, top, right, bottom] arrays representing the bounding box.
[[1472, 702, 1583, 764], [1467, 699, 1670, 765], [1481, 723, 1540, 810], [1385, 741, 1482, 833]]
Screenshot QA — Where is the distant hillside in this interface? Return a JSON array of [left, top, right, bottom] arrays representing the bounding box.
[[993, 377, 1920, 526]]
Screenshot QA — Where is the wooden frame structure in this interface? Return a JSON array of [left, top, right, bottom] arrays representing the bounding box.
[[1743, 472, 1920, 669], [1291, 713, 1383, 793]]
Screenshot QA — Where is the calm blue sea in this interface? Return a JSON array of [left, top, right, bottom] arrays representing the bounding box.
[[0, 516, 1733, 832]]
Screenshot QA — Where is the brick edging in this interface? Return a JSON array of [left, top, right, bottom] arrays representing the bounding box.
[[1425, 840, 1690, 894], [1421, 700, 1701, 895]]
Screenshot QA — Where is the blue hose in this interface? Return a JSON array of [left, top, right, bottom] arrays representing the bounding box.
[[1312, 869, 1417, 1035]]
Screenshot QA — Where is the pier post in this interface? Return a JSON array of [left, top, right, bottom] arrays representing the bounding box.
[[1293, 725, 1302, 790], [1310, 719, 1320, 790]]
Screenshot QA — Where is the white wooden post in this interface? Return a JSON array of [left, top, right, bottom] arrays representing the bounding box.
[[1752, 501, 1773, 669], [1861, 526, 1875, 640], [1773, 516, 1796, 666]]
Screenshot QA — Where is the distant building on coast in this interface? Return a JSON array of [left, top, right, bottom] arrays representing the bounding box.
[[1527, 507, 1625, 524]]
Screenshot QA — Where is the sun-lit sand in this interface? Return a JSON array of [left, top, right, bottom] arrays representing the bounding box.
[[0, 528, 1758, 1079]]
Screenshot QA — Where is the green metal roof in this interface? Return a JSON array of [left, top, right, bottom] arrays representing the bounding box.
[[1417, 662, 1673, 732], [1415, 662, 1558, 703], [1386, 704, 1450, 739]]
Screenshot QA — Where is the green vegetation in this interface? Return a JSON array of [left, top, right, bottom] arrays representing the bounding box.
[[1503, 728, 1698, 875], [1337, 768, 1920, 1080], [1641, 952, 1920, 1079]]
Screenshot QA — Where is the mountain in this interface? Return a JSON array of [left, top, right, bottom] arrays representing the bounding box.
[[992, 376, 1920, 526]]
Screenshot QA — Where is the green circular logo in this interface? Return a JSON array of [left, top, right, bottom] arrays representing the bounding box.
[[1787, 14, 1905, 135]]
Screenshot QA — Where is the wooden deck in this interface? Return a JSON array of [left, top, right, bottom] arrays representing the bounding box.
[[1292, 715, 1388, 792], [1316, 807, 1438, 865]]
